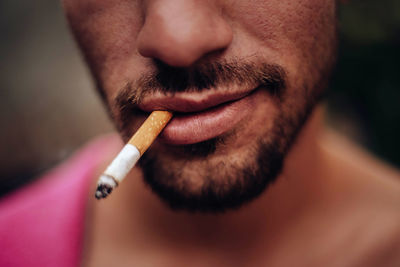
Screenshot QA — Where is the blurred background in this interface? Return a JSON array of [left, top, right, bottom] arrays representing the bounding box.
[[0, 0, 399, 197]]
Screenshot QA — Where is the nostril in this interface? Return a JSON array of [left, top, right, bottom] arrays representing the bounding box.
[[136, 3, 233, 67], [137, 32, 205, 67]]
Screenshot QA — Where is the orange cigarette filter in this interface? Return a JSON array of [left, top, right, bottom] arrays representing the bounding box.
[[95, 111, 173, 199]]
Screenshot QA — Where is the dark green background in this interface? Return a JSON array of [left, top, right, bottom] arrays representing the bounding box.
[[328, 0, 400, 167]]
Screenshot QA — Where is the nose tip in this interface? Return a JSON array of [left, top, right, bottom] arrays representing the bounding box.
[[137, 1, 233, 67]]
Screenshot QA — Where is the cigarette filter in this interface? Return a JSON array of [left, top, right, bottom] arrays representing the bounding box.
[[95, 110, 173, 199]]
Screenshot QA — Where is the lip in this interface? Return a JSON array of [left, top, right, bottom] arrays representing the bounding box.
[[138, 90, 253, 113], [137, 88, 259, 145]]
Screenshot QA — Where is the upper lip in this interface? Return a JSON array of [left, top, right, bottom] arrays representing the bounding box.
[[138, 88, 257, 113]]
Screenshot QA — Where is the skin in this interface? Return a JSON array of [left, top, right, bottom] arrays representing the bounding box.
[[65, 0, 337, 210], [62, 0, 400, 266]]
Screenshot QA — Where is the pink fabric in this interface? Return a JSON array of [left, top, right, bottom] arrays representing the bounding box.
[[0, 134, 121, 267]]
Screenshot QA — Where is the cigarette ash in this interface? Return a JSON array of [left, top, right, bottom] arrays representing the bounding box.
[[95, 174, 118, 199]]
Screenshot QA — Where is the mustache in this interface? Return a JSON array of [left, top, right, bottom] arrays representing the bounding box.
[[113, 60, 287, 139], [115, 60, 287, 108]]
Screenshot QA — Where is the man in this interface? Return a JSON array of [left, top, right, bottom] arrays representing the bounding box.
[[1, 0, 399, 266]]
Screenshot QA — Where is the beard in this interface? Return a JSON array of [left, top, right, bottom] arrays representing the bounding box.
[[140, 139, 283, 213], [110, 55, 334, 213], [138, 94, 315, 213]]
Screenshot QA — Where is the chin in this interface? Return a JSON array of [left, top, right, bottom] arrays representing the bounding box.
[[112, 58, 329, 212], [137, 100, 304, 213]]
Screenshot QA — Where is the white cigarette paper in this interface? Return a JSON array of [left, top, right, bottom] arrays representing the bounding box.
[[102, 144, 140, 183], [95, 111, 173, 199]]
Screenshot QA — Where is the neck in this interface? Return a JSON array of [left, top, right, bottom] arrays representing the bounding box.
[[88, 104, 330, 255]]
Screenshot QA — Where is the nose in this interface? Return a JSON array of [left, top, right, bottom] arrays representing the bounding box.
[[137, 0, 233, 67]]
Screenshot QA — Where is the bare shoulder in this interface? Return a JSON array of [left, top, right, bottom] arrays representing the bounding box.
[[319, 127, 400, 191], [318, 129, 400, 266]]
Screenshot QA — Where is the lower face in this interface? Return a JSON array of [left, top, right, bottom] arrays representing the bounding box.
[[64, 0, 338, 212]]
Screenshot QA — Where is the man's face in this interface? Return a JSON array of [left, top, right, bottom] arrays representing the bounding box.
[[63, 0, 337, 212]]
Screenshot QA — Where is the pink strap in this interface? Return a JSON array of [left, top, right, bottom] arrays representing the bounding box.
[[0, 134, 122, 267]]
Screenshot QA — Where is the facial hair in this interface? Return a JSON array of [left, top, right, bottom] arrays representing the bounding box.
[[111, 59, 327, 213]]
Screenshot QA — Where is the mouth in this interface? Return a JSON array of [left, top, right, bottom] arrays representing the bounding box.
[[137, 87, 261, 145]]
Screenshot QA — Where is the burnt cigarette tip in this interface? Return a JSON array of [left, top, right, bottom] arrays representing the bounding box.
[[95, 175, 118, 200]]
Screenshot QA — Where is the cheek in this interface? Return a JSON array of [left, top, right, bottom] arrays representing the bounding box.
[[230, 0, 336, 55], [232, 0, 335, 38], [64, 0, 143, 96], [229, 0, 336, 89]]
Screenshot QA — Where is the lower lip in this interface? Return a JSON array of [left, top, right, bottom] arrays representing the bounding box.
[[159, 89, 259, 145]]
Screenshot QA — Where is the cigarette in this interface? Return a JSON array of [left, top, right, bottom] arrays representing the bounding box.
[[95, 110, 173, 199]]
